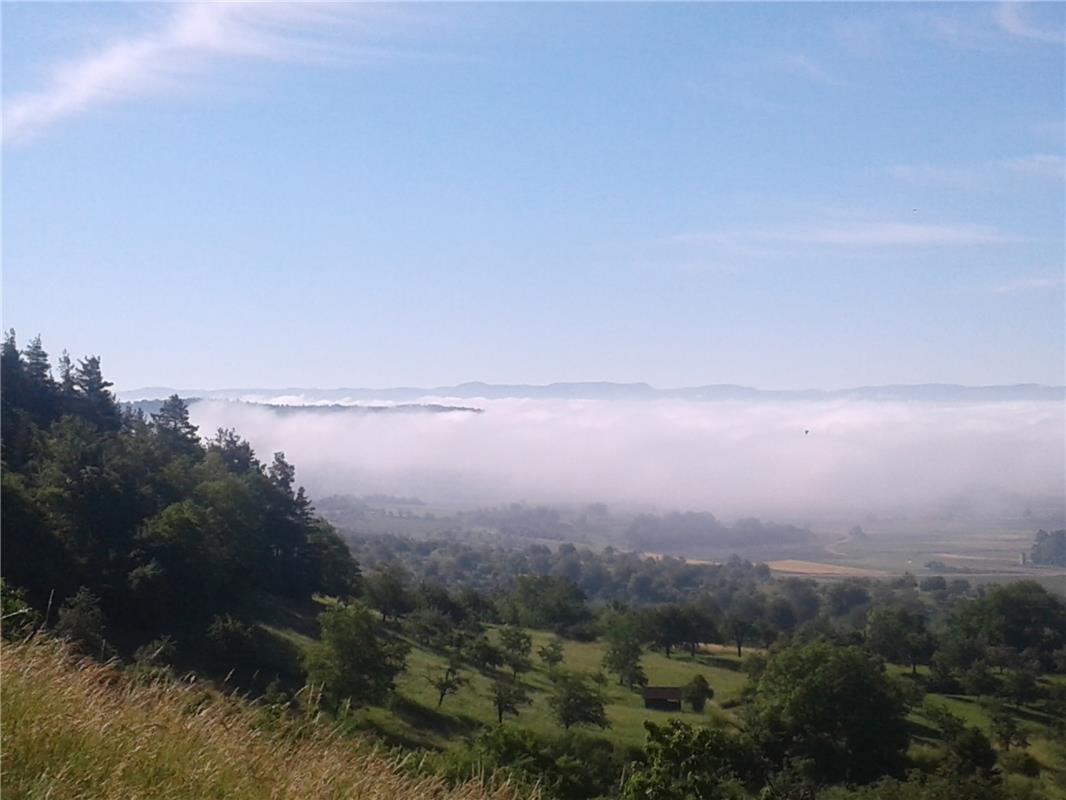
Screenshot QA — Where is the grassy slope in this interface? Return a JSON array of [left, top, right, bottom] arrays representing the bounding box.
[[0, 637, 529, 800], [351, 628, 750, 752], [890, 665, 1066, 798], [271, 608, 1066, 798]]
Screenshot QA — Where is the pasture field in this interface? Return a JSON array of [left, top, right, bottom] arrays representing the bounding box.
[[267, 609, 1066, 795], [353, 627, 748, 752]]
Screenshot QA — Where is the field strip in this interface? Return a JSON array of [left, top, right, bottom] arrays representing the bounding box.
[[766, 559, 887, 577]]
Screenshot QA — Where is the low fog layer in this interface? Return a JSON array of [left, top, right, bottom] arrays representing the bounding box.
[[186, 397, 1066, 525]]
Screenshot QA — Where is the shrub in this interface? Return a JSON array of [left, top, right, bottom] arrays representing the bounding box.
[[999, 750, 1040, 777]]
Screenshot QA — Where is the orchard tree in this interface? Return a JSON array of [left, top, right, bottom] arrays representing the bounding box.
[[603, 618, 644, 687], [748, 641, 910, 784], [491, 678, 531, 724], [866, 605, 935, 674], [498, 625, 533, 678], [305, 603, 409, 708], [548, 672, 609, 730], [364, 562, 414, 622], [428, 656, 467, 708], [683, 674, 713, 712], [538, 637, 565, 669]]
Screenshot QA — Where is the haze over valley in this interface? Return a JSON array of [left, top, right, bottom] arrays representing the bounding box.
[[121, 383, 1065, 547]]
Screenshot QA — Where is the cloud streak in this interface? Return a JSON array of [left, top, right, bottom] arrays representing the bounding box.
[[3, 3, 422, 144], [988, 275, 1066, 294], [995, 2, 1066, 44], [671, 220, 1019, 251], [775, 53, 846, 87], [887, 155, 1066, 189]]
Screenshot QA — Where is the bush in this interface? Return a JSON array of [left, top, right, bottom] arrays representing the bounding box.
[[999, 750, 1040, 777], [55, 587, 114, 658], [0, 580, 41, 639]]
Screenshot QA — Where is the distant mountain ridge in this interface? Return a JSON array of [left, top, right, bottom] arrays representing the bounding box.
[[119, 382, 1066, 404]]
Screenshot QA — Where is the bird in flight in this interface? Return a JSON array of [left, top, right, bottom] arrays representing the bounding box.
[[804, 429, 810, 435]]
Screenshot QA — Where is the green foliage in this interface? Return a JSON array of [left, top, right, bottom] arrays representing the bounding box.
[[490, 678, 531, 724], [621, 720, 756, 800], [428, 656, 467, 708], [602, 612, 645, 687], [55, 587, 113, 658], [498, 625, 532, 658], [498, 625, 533, 677], [746, 641, 909, 784], [865, 605, 934, 673], [942, 726, 999, 779], [682, 674, 713, 712], [1, 579, 42, 639], [1000, 666, 1041, 707], [954, 581, 1066, 663], [820, 772, 1007, 800], [500, 575, 591, 636], [206, 614, 256, 667], [365, 562, 415, 621], [537, 637, 565, 669], [983, 698, 1029, 751], [547, 671, 609, 730], [0, 335, 363, 664], [304, 603, 409, 709], [998, 749, 1040, 777], [464, 633, 505, 673], [467, 726, 625, 800]]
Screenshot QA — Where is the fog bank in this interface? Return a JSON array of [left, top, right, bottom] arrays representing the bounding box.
[[188, 397, 1065, 523]]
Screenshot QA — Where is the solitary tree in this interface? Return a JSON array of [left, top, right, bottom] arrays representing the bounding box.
[[151, 394, 200, 457], [866, 605, 935, 674], [548, 672, 609, 730], [747, 641, 910, 784], [499, 625, 533, 678], [491, 677, 531, 724], [364, 562, 414, 622], [428, 656, 467, 708], [305, 603, 409, 709], [538, 637, 565, 669], [683, 674, 713, 712]]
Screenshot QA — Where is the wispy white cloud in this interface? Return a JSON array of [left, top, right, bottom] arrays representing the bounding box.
[[1003, 154, 1066, 180], [995, 2, 1066, 44], [672, 220, 1019, 250], [919, 2, 1064, 50], [3, 3, 426, 144], [775, 53, 846, 87], [989, 275, 1066, 294], [887, 154, 1066, 189]]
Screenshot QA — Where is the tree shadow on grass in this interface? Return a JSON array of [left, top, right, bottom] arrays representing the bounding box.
[[694, 654, 744, 672], [388, 694, 482, 740], [906, 718, 944, 744]]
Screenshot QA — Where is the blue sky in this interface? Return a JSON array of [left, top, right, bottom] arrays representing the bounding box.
[[3, 2, 1064, 391]]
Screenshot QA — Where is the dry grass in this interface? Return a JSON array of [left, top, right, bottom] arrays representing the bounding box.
[[1, 637, 532, 800]]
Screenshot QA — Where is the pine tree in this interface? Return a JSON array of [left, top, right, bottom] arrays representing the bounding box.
[[151, 394, 200, 456], [74, 356, 121, 430]]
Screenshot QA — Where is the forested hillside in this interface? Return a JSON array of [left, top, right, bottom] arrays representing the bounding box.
[[1, 332, 358, 673]]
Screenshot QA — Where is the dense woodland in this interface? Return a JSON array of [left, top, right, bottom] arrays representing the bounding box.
[[3, 334, 1066, 800]]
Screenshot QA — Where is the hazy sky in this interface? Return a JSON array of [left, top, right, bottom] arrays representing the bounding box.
[[3, 2, 1064, 391]]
